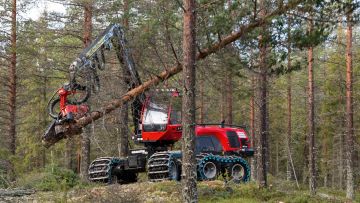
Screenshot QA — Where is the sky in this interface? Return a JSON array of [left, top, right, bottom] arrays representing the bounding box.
[[24, 0, 66, 20]]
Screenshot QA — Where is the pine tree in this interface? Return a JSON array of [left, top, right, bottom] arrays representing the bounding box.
[[181, 0, 197, 202], [345, 1, 355, 199], [80, 0, 93, 181]]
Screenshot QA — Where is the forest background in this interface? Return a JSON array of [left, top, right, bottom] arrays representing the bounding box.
[[0, 0, 359, 202]]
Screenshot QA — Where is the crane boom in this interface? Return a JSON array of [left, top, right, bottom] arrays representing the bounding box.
[[43, 24, 144, 145]]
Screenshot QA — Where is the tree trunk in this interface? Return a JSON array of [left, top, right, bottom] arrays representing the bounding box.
[[345, 8, 354, 200], [83, 2, 92, 46], [79, 0, 93, 181], [225, 69, 233, 124], [302, 86, 309, 184], [221, 84, 226, 121], [118, 0, 130, 158], [119, 103, 129, 157], [64, 138, 73, 170], [80, 126, 90, 180], [123, 0, 129, 28], [307, 18, 316, 196], [198, 72, 205, 124], [41, 0, 303, 147], [286, 16, 293, 181], [8, 0, 17, 156], [181, 0, 197, 202], [257, 0, 268, 188], [250, 76, 256, 180]]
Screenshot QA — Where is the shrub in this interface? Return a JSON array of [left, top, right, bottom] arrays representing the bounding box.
[[17, 165, 80, 191]]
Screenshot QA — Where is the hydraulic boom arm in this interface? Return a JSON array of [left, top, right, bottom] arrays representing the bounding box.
[[43, 24, 145, 146], [68, 23, 144, 136]]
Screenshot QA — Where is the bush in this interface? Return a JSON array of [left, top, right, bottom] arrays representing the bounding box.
[[0, 169, 10, 188], [17, 165, 81, 191]]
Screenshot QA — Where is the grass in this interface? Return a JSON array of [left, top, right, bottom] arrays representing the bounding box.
[[12, 168, 358, 203]]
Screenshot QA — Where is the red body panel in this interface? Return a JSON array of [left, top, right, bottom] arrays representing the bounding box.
[[141, 122, 250, 153], [196, 126, 250, 152], [58, 87, 89, 118], [139, 94, 251, 154], [142, 124, 182, 142]]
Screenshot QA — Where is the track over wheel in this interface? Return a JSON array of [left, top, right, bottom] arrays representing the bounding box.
[[202, 161, 217, 180], [197, 154, 219, 181], [168, 160, 180, 181], [229, 158, 251, 183], [147, 151, 181, 182]]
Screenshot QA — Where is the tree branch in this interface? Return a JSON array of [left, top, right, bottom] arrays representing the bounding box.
[[42, 0, 303, 147]]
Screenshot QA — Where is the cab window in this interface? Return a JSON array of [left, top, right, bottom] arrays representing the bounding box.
[[226, 131, 240, 148], [195, 136, 223, 153]]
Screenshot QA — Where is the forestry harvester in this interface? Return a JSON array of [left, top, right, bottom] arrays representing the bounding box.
[[42, 24, 254, 184]]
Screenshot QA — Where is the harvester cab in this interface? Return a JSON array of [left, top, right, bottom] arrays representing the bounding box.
[[136, 88, 182, 151]]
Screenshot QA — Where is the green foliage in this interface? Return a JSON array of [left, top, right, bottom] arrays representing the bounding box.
[[197, 180, 337, 203], [0, 169, 10, 189], [16, 166, 81, 191]]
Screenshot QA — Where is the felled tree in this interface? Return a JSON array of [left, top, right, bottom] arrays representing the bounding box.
[[42, 0, 303, 148]]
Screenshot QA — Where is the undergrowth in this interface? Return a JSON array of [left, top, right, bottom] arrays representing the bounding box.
[[15, 165, 91, 191]]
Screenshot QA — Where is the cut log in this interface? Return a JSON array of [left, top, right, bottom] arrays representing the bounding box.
[[42, 0, 302, 147], [0, 189, 35, 197]]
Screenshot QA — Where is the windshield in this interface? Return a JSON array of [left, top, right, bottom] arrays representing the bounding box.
[[143, 102, 168, 125]]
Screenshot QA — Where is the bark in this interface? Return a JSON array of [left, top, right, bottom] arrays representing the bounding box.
[[41, 0, 303, 147], [286, 16, 293, 181], [118, 103, 129, 157], [257, 0, 268, 188], [79, 0, 93, 181], [80, 126, 91, 181], [225, 0, 233, 125], [250, 77, 256, 180], [8, 0, 17, 156], [198, 72, 205, 123], [307, 18, 316, 195], [302, 86, 309, 184], [225, 69, 233, 124], [339, 129, 344, 188], [221, 83, 225, 121], [118, 0, 130, 157], [286, 74, 293, 179], [83, 2, 92, 46], [64, 138, 73, 169], [123, 0, 129, 28], [181, 0, 197, 202], [41, 76, 48, 168], [345, 9, 354, 200]]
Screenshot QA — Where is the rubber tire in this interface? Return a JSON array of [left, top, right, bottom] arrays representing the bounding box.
[[199, 160, 218, 181], [230, 158, 251, 183], [168, 160, 180, 181]]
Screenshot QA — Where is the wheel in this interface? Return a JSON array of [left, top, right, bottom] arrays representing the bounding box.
[[202, 161, 218, 180], [168, 160, 180, 181], [230, 163, 245, 183], [229, 158, 251, 183]]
